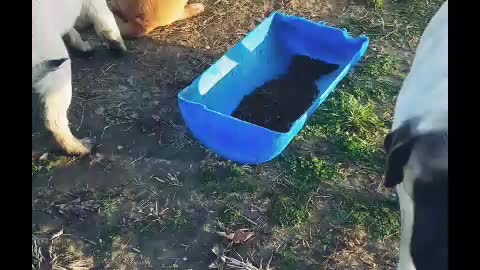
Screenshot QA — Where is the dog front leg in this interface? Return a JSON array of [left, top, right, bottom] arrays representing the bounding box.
[[64, 28, 94, 54], [85, 0, 127, 53]]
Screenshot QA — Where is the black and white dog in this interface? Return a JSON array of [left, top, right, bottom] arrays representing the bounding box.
[[384, 2, 448, 270]]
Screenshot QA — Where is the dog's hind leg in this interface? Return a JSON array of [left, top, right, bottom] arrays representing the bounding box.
[[36, 41, 92, 155]]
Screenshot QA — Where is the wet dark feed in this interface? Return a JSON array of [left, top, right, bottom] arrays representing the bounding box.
[[231, 55, 339, 132]]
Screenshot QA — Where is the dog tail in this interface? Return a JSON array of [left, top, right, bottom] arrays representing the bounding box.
[[32, 58, 69, 86]]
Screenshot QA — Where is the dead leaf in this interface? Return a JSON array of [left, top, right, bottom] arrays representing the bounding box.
[[231, 229, 255, 244], [218, 230, 255, 244]]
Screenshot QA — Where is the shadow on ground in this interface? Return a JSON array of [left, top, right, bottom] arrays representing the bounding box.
[[32, 34, 225, 269]]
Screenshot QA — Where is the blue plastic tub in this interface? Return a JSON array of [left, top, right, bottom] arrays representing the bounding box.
[[178, 12, 369, 164]]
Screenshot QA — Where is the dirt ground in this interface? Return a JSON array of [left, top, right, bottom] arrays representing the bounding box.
[[32, 0, 444, 269]]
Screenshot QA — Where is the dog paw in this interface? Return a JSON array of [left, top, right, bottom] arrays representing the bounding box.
[[80, 137, 95, 150], [108, 39, 128, 56], [65, 137, 95, 156], [78, 40, 94, 53], [101, 30, 127, 55], [188, 3, 205, 15]]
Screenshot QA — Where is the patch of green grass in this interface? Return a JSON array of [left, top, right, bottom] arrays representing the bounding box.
[[166, 209, 195, 232], [32, 156, 76, 177], [99, 197, 119, 220], [342, 0, 445, 48], [300, 92, 387, 170], [270, 157, 337, 227], [296, 52, 405, 171], [362, 55, 403, 79], [279, 250, 301, 270], [326, 54, 404, 116], [229, 163, 247, 178], [200, 165, 222, 194], [399, 0, 446, 38], [367, 0, 384, 9], [271, 195, 309, 227], [91, 224, 122, 259], [200, 163, 257, 195], [218, 205, 245, 227], [335, 195, 400, 240], [32, 161, 49, 177], [285, 157, 337, 193]]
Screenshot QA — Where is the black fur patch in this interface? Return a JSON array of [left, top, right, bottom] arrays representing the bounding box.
[[383, 118, 420, 187], [409, 133, 448, 270], [411, 170, 448, 270]]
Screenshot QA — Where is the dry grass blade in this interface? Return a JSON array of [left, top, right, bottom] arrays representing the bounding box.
[[224, 255, 273, 270], [152, 173, 183, 187], [210, 244, 274, 270], [32, 238, 45, 270]]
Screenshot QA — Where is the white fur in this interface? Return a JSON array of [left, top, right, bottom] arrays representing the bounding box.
[[391, 2, 448, 270], [392, 2, 448, 131], [32, 0, 125, 155]]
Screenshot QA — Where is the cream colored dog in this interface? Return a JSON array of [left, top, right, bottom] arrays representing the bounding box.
[[32, 0, 126, 155], [108, 0, 205, 38]]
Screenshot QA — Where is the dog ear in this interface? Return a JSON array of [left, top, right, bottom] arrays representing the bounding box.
[[32, 58, 69, 85], [46, 58, 69, 69], [384, 120, 418, 188]]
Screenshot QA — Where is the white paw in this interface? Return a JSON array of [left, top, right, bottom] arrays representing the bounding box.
[[79, 137, 95, 151], [65, 137, 95, 156], [188, 3, 205, 15], [78, 41, 93, 52]]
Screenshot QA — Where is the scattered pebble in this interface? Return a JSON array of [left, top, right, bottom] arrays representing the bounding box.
[[39, 152, 49, 161], [152, 115, 161, 121], [95, 107, 105, 115], [127, 76, 135, 87]]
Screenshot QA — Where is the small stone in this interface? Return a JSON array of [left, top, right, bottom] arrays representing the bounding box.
[[39, 153, 49, 161], [95, 107, 105, 115], [117, 146, 124, 150], [127, 76, 135, 86]]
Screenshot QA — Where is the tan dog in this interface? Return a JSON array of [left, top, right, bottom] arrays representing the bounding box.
[[108, 0, 205, 38]]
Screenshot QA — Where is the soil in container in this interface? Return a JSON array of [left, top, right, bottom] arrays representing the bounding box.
[[231, 55, 340, 133]]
